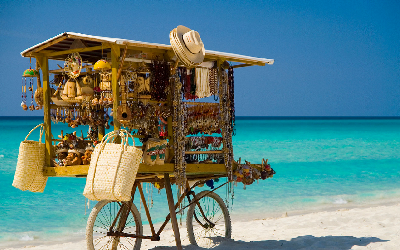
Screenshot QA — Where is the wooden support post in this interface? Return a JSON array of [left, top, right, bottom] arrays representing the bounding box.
[[98, 125, 105, 141], [164, 173, 182, 250], [111, 44, 121, 131], [37, 56, 52, 167]]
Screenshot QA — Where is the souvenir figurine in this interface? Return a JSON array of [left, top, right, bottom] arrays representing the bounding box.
[[81, 75, 94, 97], [61, 79, 82, 101], [63, 149, 82, 166], [82, 147, 93, 165]]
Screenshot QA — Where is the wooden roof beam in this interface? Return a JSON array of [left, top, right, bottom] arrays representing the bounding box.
[[31, 35, 67, 53], [47, 44, 109, 57]]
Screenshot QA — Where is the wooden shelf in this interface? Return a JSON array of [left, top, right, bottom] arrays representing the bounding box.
[[43, 163, 228, 177], [185, 151, 222, 154]]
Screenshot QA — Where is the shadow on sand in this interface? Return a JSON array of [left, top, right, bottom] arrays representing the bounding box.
[[150, 235, 388, 250]]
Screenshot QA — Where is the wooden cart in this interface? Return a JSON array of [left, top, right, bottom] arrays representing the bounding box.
[[20, 31, 274, 249]]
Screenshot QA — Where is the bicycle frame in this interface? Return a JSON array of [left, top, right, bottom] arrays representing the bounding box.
[[106, 176, 230, 242]]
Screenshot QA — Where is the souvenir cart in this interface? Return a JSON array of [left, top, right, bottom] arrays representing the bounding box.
[[16, 26, 275, 250]]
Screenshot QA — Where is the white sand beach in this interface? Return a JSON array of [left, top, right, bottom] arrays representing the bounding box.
[[4, 203, 400, 250]]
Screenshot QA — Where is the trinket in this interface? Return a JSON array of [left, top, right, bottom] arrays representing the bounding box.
[[64, 52, 82, 79]]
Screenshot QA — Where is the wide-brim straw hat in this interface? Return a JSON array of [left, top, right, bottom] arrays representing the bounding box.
[[170, 25, 205, 67]]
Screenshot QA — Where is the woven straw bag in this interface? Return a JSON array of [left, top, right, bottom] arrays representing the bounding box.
[[12, 124, 48, 192], [83, 130, 142, 201]]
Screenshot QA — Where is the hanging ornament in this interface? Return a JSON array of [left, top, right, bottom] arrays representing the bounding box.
[[29, 78, 35, 111], [21, 59, 39, 111], [21, 76, 27, 111], [22, 68, 39, 77], [93, 59, 111, 71], [64, 52, 82, 79]]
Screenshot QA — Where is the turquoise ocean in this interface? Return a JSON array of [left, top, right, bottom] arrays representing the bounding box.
[[1, 117, 400, 248]]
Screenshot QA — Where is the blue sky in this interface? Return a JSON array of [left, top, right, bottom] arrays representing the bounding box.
[[0, 0, 399, 116]]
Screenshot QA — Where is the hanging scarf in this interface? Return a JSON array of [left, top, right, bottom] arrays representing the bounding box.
[[195, 68, 211, 98]]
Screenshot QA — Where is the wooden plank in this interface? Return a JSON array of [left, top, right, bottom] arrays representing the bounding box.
[[47, 45, 107, 57], [232, 63, 253, 68], [186, 163, 227, 174], [111, 44, 121, 131], [183, 101, 219, 106], [43, 163, 228, 177], [22, 33, 273, 66], [32, 36, 67, 53], [49, 65, 93, 74], [164, 173, 182, 250], [185, 150, 223, 154], [43, 165, 89, 176], [37, 56, 52, 167]]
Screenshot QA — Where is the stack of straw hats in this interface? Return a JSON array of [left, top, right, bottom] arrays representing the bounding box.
[[170, 25, 205, 67]]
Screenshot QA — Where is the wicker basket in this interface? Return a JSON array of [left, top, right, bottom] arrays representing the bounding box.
[[12, 124, 48, 192], [83, 130, 142, 201]]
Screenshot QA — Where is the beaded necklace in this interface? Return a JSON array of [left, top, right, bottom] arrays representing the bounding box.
[[150, 60, 169, 101], [219, 68, 234, 180], [228, 67, 235, 134], [171, 74, 187, 191]]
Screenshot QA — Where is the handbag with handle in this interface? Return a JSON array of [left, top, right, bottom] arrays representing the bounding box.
[[83, 130, 142, 201], [12, 124, 48, 192]]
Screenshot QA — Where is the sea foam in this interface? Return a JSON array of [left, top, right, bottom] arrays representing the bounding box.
[[20, 234, 34, 241], [333, 198, 348, 204]]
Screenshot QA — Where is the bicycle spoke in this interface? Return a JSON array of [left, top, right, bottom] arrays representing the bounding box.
[[88, 201, 142, 250], [187, 191, 231, 248]]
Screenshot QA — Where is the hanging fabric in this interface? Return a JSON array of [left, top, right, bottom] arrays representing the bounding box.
[[195, 68, 211, 98]]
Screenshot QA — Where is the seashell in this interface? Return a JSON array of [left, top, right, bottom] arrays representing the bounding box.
[[22, 104, 28, 111], [29, 105, 35, 111]]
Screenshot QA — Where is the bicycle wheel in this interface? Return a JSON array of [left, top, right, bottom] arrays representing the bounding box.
[[86, 200, 143, 250], [186, 191, 231, 248]]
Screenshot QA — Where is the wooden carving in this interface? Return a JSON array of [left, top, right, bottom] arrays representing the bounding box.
[[117, 76, 132, 123]]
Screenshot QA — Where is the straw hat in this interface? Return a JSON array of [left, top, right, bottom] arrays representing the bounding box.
[[170, 25, 205, 67]]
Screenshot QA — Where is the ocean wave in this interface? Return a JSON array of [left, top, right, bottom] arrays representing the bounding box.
[[0, 154, 4, 158], [20, 234, 34, 241], [333, 198, 348, 204]]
